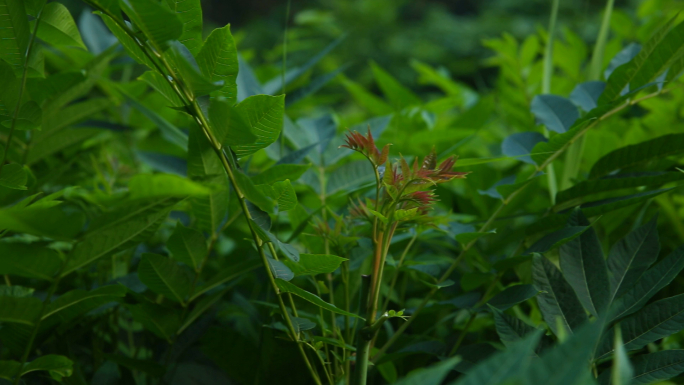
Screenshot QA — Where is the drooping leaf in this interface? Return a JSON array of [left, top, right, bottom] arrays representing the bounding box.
[[451, 331, 542, 385], [191, 259, 260, 301], [569, 81, 606, 111], [20, 355, 73, 380], [608, 214, 660, 299], [129, 174, 211, 199], [98, 12, 156, 69], [501, 132, 547, 165], [487, 285, 539, 311], [163, 0, 202, 55], [0, 204, 85, 240], [525, 319, 604, 385], [43, 285, 126, 322], [0, 0, 29, 72], [589, 133, 684, 179], [64, 198, 177, 275], [257, 180, 298, 212], [127, 302, 180, 342], [267, 258, 294, 281], [281, 254, 347, 277], [219, 94, 284, 158], [251, 164, 310, 185], [167, 222, 207, 272], [31, 3, 86, 49], [530, 94, 579, 133], [393, 356, 461, 385], [601, 350, 684, 385], [121, 91, 188, 149], [489, 305, 539, 348], [169, 41, 224, 97], [196, 24, 239, 103], [0, 296, 42, 325], [326, 161, 375, 195], [138, 71, 185, 107], [597, 294, 684, 360], [138, 253, 192, 304], [524, 226, 589, 255], [559, 210, 610, 317], [604, 43, 641, 80], [532, 254, 588, 336], [610, 244, 684, 321], [119, 0, 183, 53], [234, 170, 274, 213], [0, 164, 27, 190], [275, 279, 363, 319]]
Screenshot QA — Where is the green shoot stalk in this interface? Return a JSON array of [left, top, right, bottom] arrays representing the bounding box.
[[561, 0, 615, 190], [352, 275, 372, 385], [541, 0, 560, 205]]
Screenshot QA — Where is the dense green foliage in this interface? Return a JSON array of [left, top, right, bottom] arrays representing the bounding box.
[[1, 0, 684, 384]]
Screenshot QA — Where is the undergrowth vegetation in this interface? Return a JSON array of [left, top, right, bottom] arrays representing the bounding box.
[[1, 0, 684, 384]]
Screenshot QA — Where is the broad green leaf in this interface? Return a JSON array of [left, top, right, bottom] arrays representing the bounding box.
[[1, 101, 42, 131], [196, 24, 239, 103], [393, 356, 461, 385], [43, 285, 126, 321], [602, 350, 684, 385], [169, 41, 224, 97], [275, 279, 363, 319], [569, 81, 606, 111], [0, 360, 20, 380], [532, 254, 587, 336], [599, 18, 676, 103], [370, 61, 422, 109], [267, 258, 294, 281], [23, 355, 73, 379], [530, 94, 579, 133], [525, 226, 589, 254], [164, 0, 202, 55], [31, 3, 86, 49], [191, 259, 260, 301], [187, 128, 229, 235], [452, 330, 542, 385], [525, 319, 604, 385], [179, 286, 232, 334], [597, 294, 684, 360], [267, 179, 297, 212], [0, 286, 34, 297], [251, 164, 310, 185], [281, 254, 347, 276], [0, 204, 85, 240], [559, 210, 610, 317], [611, 244, 684, 321], [208, 98, 258, 149], [82, 0, 120, 19], [119, 0, 182, 53], [489, 305, 538, 348], [0, 164, 27, 190], [138, 253, 192, 304], [129, 174, 211, 199], [138, 71, 185, 107], [0, 296, 42, 325], [501, 132, 547, 165], [234, 170, 274, 212], [127, 302, 180, 342], [41, 97, 109, 133], [64, 198, 177, 275], [608, 214, 659, 300], [0, 59, 20, 117], [27, 127, 101, 165], [167, 222, 207, 271], [219, 94, 284, 158], [98, 12, 156, 69], [0, 243, 61, 280], [589, 133, 684, 179], [312, 336, 355, 351], [0, 0, 29, 71], [487, 285, 539, 311], [556, 171, 684, 207]]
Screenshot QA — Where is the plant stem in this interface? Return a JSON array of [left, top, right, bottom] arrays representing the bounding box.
[[371, 89, 667, 363], [541, 0, 560, 204], [562, 0, 615, 190], [352, 275, 372, 385], [381, 231, 417, 312]]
